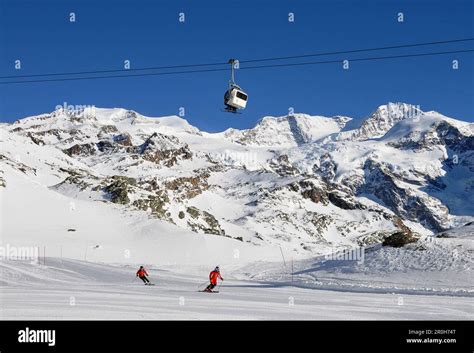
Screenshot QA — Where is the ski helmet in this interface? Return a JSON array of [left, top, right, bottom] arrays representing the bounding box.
[[215, 266, 220, 272]]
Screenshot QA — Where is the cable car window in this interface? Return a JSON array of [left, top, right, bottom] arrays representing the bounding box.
[[236, 92, 248, 100]]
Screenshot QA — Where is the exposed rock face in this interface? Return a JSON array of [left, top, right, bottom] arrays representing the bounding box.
[[328, 191, 363, 210], [139, 132, 192, 167], [104, 176, 136, 204], [186, 206, 226, 236], [64, 143, 97, 157], [26, 132, 44, 145], [383, 231, 418, 247], [100, 125, 119, 134], [113, 133, 133, 147], [308, 213, 333, 234], [362, 159, 448, 232], [133, 194, 169, 220], [314, 153, 337, 181], [382, 216, 418, 248], [292, 179, 329, 205], [269, 154, 299, 176], [164, 173, 210, 199]]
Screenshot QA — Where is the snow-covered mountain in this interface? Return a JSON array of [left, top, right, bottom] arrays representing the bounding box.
[[219, 113, 351, 147], [1, 102, 473, 259], [333, 102, 423, 141]]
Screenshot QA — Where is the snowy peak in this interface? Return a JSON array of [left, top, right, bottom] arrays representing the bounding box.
[[139, 131, 189, 154], [10, 107, 201, 134], [364, 102, 423, 134], [335, 102, 424, 141], [223, 102, 432, 147], [7, 107, 202, 149], [381, 112, 474, 155], [222, 113, 351, 147], [87, 108, 202, 136], [128, 113, 201, 135]]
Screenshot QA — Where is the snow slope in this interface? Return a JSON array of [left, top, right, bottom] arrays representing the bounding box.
[[237, 238, 474, 297], [1, 258, 472, 320], [0, 159, 285, 268]]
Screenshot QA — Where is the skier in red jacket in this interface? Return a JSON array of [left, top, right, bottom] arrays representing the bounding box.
[[204, 266, 224, 292], [136, 266, 151, 285]]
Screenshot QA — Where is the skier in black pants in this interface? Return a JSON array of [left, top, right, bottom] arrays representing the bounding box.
[[136, 266, 150, 285]]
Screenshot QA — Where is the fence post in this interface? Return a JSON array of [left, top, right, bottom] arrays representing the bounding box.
[[291, 257, 293, 283]]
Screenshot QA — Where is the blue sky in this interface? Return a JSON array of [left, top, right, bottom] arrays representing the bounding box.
[[0, 0, 473, 131]]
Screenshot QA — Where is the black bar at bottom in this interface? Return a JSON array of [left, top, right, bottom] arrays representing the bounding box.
[[0, 321, 472, 353]]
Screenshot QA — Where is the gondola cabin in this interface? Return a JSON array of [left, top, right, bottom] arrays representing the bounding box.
[[224, 85, 248, 111]]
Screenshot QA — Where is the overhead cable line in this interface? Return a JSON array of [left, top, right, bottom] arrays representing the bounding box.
[[0, 61, 229, 79], [0, 48, 472, 85], [239, 49, 474, 70], [0, 37, 473, 81], [239, 37, 474, 63]]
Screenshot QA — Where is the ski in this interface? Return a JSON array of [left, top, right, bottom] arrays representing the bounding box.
[[199, 290, 219, 293]]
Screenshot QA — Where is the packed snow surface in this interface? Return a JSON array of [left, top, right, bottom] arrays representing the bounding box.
[[1, 258, 472, 320]]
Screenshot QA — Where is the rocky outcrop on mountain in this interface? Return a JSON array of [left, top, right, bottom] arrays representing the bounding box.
[[382, 217, 418, 248], [100, 125, 119, 135], [307, 213, 333, 236], [26, 132, 45, 145], [313, 153, 337, 182], [113, 132, 133, 147], [164, 171, 210, 199], [95, 140, 115, 153], [104, 176, 136, 204], [382, 231, 418, 247], [64, 143, 97, 157], [328, 190, 363, 210], [386, 119, 470, 153], [290, 179, 330, 205], [133, 193, 170, 220], [139, 132, 192, 167], [0, 153, 37, 177], [269, 154, 300, 176], [55, 172, 97, 192], [285, 177, 364, 211], [186, 206, 226, 236], [362, 159, 449, 232]]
